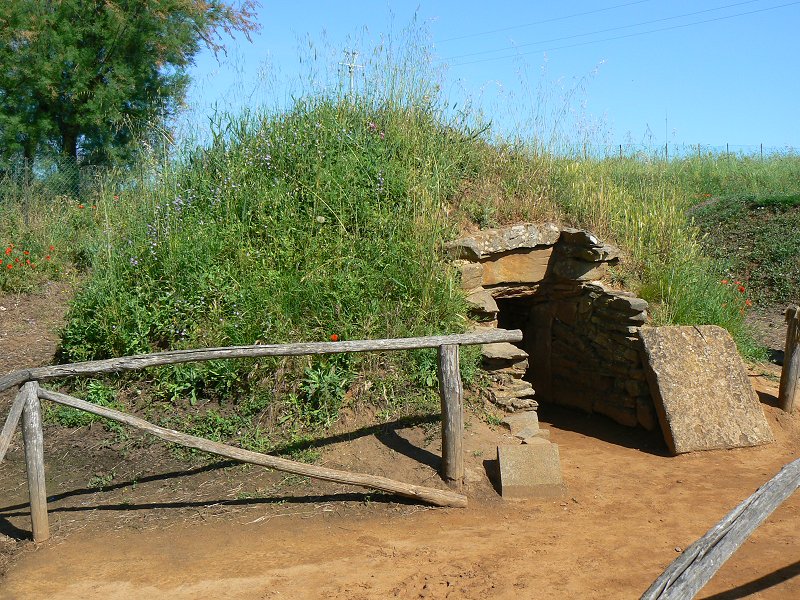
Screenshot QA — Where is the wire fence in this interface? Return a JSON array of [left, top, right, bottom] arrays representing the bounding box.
[[561, 143, 799, 161], [0, 155, 107, 203], [1, 143, 798, 203]]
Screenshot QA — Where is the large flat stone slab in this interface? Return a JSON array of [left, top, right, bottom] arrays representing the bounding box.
[[640, 325, 774, 454], [481, 248, 553, 286], [497, 443, 565, 498], [446, 223, 561, 260]]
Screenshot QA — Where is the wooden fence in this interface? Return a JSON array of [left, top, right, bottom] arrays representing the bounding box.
[[641, 457, 800, 599], [0, 328, 523, 542], [779, 305, 800, 413]]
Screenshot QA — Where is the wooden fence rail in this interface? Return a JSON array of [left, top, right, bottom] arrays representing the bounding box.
[[641, 457, 800, 599], [0, 329, 521, 394], [778, 305, 800, 413], [0, 329, 523, 542]]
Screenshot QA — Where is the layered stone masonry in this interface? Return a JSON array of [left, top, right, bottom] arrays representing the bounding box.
[[448, 223, 656, 430]]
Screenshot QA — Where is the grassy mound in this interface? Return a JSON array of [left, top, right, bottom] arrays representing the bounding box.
[[57, 97, 487, 419]]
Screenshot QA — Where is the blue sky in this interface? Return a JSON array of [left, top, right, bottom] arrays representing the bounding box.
[[184, 1, 800, 151]]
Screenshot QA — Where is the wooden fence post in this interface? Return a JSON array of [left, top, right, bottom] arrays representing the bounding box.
[[0, 385, 28, 464], [438, 344, 464, 490], [21, 381, 49, 542], [778, 306, 800, 413]]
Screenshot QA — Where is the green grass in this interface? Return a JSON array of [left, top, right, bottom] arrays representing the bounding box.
[[55, 95, 483, 422], [691, 193, 800, 306]]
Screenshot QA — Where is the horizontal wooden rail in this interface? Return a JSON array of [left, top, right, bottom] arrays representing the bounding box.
[[641, 457, 800, 599], [38, 388, 467, 508], [0, 329, 522, 393]]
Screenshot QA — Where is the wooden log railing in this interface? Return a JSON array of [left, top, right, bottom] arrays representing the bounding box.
[[0, 329, 522, 542], [778, 305, 800, 413], [641, 457, 800, 600]]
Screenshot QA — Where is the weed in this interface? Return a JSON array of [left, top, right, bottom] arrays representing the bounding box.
[[88, 470, 115, 489], [47, 379, 125, 432], [298, 357, 352, 427]]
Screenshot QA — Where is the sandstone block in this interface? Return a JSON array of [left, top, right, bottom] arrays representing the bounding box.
[[604, 294, 650, 316], [640, 325, 774, 454], [550, 256, 608, 282], [559, 229, 621, 262], [445, 237, 482, 261], [497, 443, 565, 499], [490, 392, 538, 412], [446, 223, 560, 260], [482, 342, 528, 361], [501, 411, 539, 435], [521, 428, 551, 442], [483, 358, 528, 375], [456, 261, 484, 291], [481, 248, 552, 286], [466, 288, 498, 315]]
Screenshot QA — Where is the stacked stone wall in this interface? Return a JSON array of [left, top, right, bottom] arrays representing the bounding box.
[[447, 223, 657, 430]]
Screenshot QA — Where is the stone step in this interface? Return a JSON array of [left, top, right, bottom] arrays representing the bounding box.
[[497, 443, 565, 499]]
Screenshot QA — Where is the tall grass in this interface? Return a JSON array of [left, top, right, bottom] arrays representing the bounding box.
[[57, 93, 490, 404]]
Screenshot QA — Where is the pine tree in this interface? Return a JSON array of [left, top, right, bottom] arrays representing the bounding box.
[[0, 0, 259, 166]]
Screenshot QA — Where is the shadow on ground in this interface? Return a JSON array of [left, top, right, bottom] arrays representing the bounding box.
[[538, 403, 668, 456]]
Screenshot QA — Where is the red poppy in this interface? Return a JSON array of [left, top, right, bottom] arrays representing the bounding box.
[[45, 255, 51, 261], [78, 204, 85, 209], [49, 245, 55, 251], [721, 279, 728, 285], [738, 285, 745, 293], [330, 334, 339, 342], [23, 250, 29, 255], [25, 259, 30, 265], [4, 247, 10, 256], [745, 299, 753, 307], [6, 264, 12, 270]]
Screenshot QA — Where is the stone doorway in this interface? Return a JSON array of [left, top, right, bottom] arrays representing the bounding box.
[[448, 223, 657, 431]]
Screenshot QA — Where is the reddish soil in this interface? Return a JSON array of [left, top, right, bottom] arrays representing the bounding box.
[[0, 286, 799, 599]]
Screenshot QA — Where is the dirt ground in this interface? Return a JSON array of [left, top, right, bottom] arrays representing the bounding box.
[[0, 285, 798, 599]]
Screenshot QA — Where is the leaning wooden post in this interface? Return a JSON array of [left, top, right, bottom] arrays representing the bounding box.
[[0, 384, 28, 464], [438, 344, 464, 490], [21, 381, 49, 542], [778, 306, 800, 413]]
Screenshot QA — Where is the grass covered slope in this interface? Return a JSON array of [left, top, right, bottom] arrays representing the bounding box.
[[58, 97, 489, 401], [692, 193, 800, 306]]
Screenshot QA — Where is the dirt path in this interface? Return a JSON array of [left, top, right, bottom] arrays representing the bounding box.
[[2, 402, 799, 600], [1, 287, 799, 599]]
